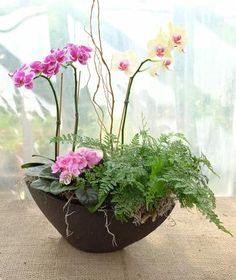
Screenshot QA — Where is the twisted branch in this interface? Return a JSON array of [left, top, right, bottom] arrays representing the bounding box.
[[88, 0, 115, 140]]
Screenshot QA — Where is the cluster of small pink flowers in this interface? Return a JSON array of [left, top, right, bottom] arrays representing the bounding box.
[[51, 147, 103, 185], [10, 43, 92, 89]]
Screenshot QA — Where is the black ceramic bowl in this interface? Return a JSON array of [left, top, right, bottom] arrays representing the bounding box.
[[28, 185, 175, 253]]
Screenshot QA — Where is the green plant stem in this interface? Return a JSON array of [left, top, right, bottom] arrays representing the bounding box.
[[118, 59, 151, 145], [69, 64, 81, 151], [39, 75, 61, 160]]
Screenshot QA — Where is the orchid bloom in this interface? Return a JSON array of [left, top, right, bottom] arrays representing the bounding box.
[[149, 59, 173, 76], [149, 49, 173, 76], [147, 29, 170, 59], [168, 22, 186, 52], [42, 53, 60, 77], [30, 61, 44, 74], [111, 50, 139, 77], [66, 43, 92, 65], [51, 48, 67, 64], [10, 64, 35, 89]]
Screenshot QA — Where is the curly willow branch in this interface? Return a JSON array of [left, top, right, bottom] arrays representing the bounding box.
[[85, 28, 112, 119], [85, 55, 108, 141], [93, 50, 106, 140], [96, 54, 112, 117], [89, 0, 115, 139]]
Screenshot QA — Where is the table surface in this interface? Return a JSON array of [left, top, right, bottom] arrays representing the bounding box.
[[0, 194, 235, 280]]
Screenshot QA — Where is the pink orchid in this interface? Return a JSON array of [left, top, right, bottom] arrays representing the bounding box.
[[42, 54, 60, 77], [66, 43, 79, 62], [168, 23, 186, 52], [111, 51, 138, 77], [12, 69, 25, 88], [155, 44, 166, 57], [147, 29, 169, 59], [172, 34, 182, 45], [11, 64, 35, 89], [66, 43, 92, 64], [163, 58, 172, 70], [79, 45, 93, 53], [118, 60, 129, 71], [24, 72, 35, 89], [51, 48, 67, 64], [30, 61, 44, 74], [77, 45, 92, 65]]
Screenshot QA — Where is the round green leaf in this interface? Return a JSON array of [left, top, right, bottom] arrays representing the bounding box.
[[75, 188, 98, 207]]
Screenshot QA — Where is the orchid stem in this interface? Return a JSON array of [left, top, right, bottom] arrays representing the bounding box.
[[118, 59, 151, 146], [58, 73, 64, 154], [38, 75, 61, 160], [69, 64, 81, 151]]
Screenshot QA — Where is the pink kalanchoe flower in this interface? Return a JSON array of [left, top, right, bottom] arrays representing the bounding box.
[[77, 147, 103, 168], [74, 153, 88, 170], [59, 170, 73, 185], [30, 61, 43, 74], [51, 151, 87, 176], [64, 151, 87, 175], [51, 148, 102, 185], [51, 160, 61, 173]]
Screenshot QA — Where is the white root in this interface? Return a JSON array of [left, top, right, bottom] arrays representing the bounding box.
[[132, 196, 175, 225], [98, 208, 117, 247], [63, 195, 76, 237]]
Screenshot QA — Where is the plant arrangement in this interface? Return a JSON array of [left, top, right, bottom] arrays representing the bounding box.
[[10, 0, 231, 249]]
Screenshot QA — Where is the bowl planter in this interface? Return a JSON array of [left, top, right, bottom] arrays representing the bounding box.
[[28, 184, 175, 253], [11, 0, 231, 255]]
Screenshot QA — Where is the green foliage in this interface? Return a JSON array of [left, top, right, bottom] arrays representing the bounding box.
[[26, 131, 231, 235], [50, 133, 118, 158], [21, 162, 45, 169], [39, 166, 59, 180], [31, 178, 77, 195], [24, 165, 47, 177], [75, 188, 98, 207]]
